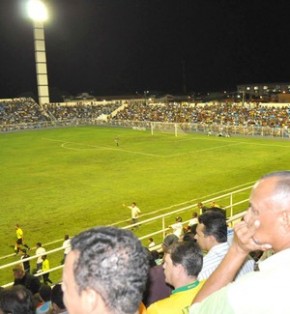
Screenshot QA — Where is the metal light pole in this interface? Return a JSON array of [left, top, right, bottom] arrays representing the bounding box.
[[27, 0, 50, 105]]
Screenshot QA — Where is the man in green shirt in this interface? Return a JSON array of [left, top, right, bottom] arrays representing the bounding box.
[[147, 241, 204, 314]]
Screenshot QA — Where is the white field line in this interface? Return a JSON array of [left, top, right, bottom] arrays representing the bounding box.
[[42, 137, 164, 158]]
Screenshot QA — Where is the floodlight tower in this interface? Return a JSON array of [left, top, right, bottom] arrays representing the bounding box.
[[27, 0, 50, 105]]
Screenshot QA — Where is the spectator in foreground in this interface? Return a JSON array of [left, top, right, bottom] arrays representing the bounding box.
[[187, 171, 290, 313], [147, 241, 204, 314], [0, 285, 35, 314], [13, 264, 41, 296], [195, 209, 254, 281], [62, 226, 149, 314]]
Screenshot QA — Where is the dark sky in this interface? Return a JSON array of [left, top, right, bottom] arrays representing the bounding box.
[[0, 0, 290, 99]]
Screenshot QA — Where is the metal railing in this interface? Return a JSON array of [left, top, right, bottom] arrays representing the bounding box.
[[0, 184, 252, 287]]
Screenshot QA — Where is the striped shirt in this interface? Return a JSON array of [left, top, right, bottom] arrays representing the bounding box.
[[198, 242, 254, 281]]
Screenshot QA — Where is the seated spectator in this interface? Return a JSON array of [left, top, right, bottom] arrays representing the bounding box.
[[0, 285, 35, 314], [62, 226, 149, 314], [147, 241, 204, 314], [13, 263, 41, 295], [51, 284, 67, 314], [36, 284, 52, 314], [195, 209, 254, 281]]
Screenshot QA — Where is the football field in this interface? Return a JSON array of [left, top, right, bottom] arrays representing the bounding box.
[[1, 125, 290, 284]]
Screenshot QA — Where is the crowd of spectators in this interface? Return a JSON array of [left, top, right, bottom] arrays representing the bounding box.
[[43, 102, 120, 122], [0, 98, 49, 126], [1, 98, 290, 133], [112, 101, 290, 128]]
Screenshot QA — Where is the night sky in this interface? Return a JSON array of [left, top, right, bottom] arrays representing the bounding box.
[[0, 0, 290, 100]]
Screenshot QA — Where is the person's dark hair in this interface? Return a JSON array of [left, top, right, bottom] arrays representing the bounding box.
[[71, 227, 149, 314], [0, 285, 35, 314], [51, 284, 65, 310], [170, 241, 203, 277], [64, 234, 69, 240], [39, 284, 51, 302], [198, 209, 227, 243], [190, 224, 198, 235], [150, 250, 160, 261], [36, 242, 41, 247], [144, 247, 157, 267], [183, 232, 196, 242], [162, 234, 179, 253]]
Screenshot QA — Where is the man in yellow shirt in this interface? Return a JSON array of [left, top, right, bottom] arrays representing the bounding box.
[[147, 241, 204, 314], [15, 224, 30, 254]]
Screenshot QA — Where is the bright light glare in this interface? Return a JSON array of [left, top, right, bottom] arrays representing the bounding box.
[[27, 0, 48, 22]]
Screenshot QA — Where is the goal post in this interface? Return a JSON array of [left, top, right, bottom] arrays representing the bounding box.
[[150, 122, 186, 137]]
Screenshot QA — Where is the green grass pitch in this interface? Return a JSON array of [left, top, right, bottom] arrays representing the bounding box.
[[1, 125, 290, 284]]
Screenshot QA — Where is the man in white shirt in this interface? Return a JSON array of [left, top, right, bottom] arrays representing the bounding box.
[[187, 171, 290, 314], [195, 209, 254, 281], [123, 202, 141, 228], [35, 242, 46, 272], [170, 216, 184, 239]]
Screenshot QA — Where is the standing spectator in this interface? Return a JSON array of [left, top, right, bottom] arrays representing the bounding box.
[[62, 226, 148, 314], [20, 249, 31, 274], [62, 235, 71, 264], [170, 216, 184, 239], [197, 203, 208, 214], [123, 202, 141, 228], [148, 237, 156, 249], [188, 212, 199, 228], [15, 224, 30, 254], [147, 241, 204, 314], [42, 255, 53, 285], [12, 263, 41, 295], [35, 242, 46, 273]]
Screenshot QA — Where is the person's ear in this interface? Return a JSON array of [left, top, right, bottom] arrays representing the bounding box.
[[82, 288, 106, 313]]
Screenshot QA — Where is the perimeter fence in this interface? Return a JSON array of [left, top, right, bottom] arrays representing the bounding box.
[[1, 119, 289, 139], [0, 184, 252, 287]]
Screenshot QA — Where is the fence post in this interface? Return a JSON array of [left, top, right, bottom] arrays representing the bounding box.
[[162, 216, 166, 239]]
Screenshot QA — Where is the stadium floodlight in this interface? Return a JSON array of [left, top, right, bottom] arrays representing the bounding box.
[[27, 0, 50, 105]]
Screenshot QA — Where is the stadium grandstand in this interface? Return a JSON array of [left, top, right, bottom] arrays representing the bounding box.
[[0, 97, 289, 137]]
